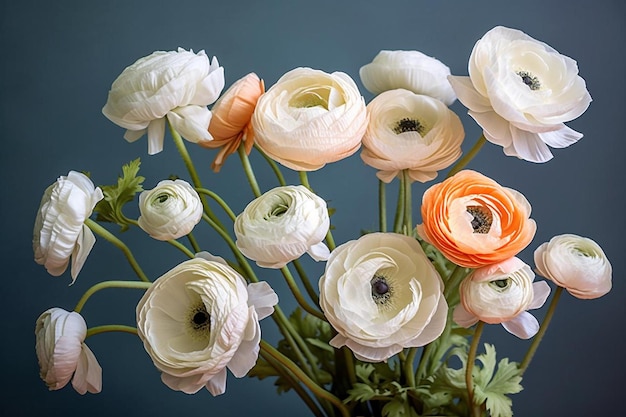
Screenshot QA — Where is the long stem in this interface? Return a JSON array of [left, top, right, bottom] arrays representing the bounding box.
[[86, 325, 138, 338], [85, 219, 149, 282], [238, 143, 261, 197], [260, 341, 351, 417], [167, 239, 195, 258], [446, 134, 487, 178], [280, 266, 326, 320], [74, 280, 152, 313], [293, 259, 320, 306], [169, 123, 226, 232], [186, 232, 201, 253], [404, 347, 418, 387], [379, 180, 387, 233], [196, 188, 237, 221], [519, 286, 563, 374], [254, 144, 287, 186], [402, 170, 412, 236], [466, 321, 485, 417], [393, 175, 405, 233]]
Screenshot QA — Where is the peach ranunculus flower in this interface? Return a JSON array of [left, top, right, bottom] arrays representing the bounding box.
[[453, 257, 551, 339], [251, 67, 368, 171], [360, 89, 464, 183], [359, 50, 457, 106], [448, 26, 591, 163], [416, 170, 536, 268], [534, 234, 612, 299], [199, 73, 265, 172]]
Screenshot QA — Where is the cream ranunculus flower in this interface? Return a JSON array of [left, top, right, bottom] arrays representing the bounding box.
[[33, 171, 104, 284], [136, 252, 278, 395], [35, 308, 102, 394], [137, 179, 203, 241], [251, 67, 368, 171], [534, 234, 612, 299], [448, 26, 592, 163], [102, 48, 225, 155], [319, 233, 447, 362], [359, 50, 457, 105], [453, 257, 551, 339], [234, 185, 330, 268], [361, 89, 464, 183]]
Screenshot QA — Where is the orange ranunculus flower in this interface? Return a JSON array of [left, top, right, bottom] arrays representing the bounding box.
[[199, 73, 265, 172], [416, 170, 536, 268]]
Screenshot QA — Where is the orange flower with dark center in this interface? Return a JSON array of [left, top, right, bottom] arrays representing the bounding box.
[[416, 170, 536, 268], [199, 73, 265, 172]]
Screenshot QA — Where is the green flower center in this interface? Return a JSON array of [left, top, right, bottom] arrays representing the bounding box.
[[489, 278, 512, 291], [466, 205, 493, 234], [516, 71, 541, 91]]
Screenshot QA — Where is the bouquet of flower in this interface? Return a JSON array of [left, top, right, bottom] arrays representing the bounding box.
[[32, 26, 612, 417]]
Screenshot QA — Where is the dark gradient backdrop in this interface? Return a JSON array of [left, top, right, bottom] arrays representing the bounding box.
[[1, 1, 624, 416]]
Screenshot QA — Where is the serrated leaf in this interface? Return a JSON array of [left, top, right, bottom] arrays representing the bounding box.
[[345, 383, 377, 403], [94, 158, 144, 231], [382, 395, 420, 417]]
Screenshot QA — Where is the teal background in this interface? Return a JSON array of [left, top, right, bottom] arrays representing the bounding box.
[[1, 1, 624, 416]]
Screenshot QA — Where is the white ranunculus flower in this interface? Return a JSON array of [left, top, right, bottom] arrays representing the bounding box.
[[448, 26, 592, 163], [359, 50, 456, 105], [234, 185, 330, 269], [136, 253, 278, 395], [319, 233, 447, 362], [361, 89, 464, 183], [33, 171, 104, 284], [453, 257, 551, 339], [138, 179, 203, 241], [35, 308, 102, 394], [534, 234, 612, 299], [102, 48, 225, 155], [251, 67, 368, 171]]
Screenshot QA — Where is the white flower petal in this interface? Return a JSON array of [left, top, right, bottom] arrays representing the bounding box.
[[501, 311, 540, 339], [69, 225, 97, 284], [528, 281, 551, 310], [453, 304, 479, 328], [246, 282, 279, 320], [167, 105, 214, 144], [71, 344, 103, 394], [205, 368, 228, 396]]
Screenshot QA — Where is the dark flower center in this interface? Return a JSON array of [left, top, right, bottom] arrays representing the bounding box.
[[466, 206, 493, 234], [516, 71, 541, 91], [155, 193, 170, 204], [489, 278, 511, 291], [370, 275, 392, 305], [190, 304, 211, 332], [393, 117, 424, 135]]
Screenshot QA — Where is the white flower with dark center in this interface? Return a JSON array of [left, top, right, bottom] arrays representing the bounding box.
[[138, 179, 203, 241], [33, 171, 104, 284], [361, 89, 464, 183], [453, 257, 551, 339], [35, 308, 102, 394], [534, 234, 612, 299], [251, 67, 368, 171], [319, 233, 447, 362], [102, 48, 225, 155], [136, 252, 278, 395], [234, 185, 330, 268], [448, 26, 592, 163], [359, 50, 457, 105]]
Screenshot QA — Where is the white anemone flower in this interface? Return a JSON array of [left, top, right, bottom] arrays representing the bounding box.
[[359, 50, 457, 105], [252, 67, 368, 171], [453, 257, 551, 339], [319, 233, 447, 362], [448, 26, 592, 163], [33, 171, 104, 284], [138, 179, 203, 241], [102, 48, 225, 155], [136, 253, 278, 395], [234, 185, 330, 269], [361, 89, 464, 183], [35, 308, 102, 394], [534, 234, 612, 299]]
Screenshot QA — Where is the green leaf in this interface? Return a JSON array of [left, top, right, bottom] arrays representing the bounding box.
[[94, 158, 144, 231], [345, 383, 377, 403], [382, 394, 420, 417]]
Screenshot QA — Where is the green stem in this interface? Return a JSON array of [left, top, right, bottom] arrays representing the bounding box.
[[255, 144, 287, 186], [167, 239, 195, 258], [392, 175, 405, 234], [293, 259, 320, 306], [519, 286, 563, 374], [260, 341, 351, 417], [402, 170, 412, 236], [74, 280, 152, 313], [404, 347, 418, 387], [86, 324, 138, 338], [259, 349, 325, 417], [281, 266, 326, 320], [466, 321, 485, 417], [444, 266, 471, 301], [85, 219, 149, 282], [186, 232, 201, 253], [416, 342, 435, 383], [299, 171, 312, 190], [168, 123, 226, 232], [196, 188, 237, 221], [446, 134, 487, 178], [379, 180, 387, 233], [238, 142, 261, 197]]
